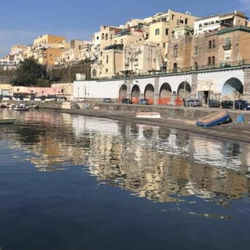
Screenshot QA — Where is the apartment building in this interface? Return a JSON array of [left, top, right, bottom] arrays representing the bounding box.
[[148, 10, 198, 57], [124, 44, 163, 74], [194, 11, 248, 35], [33, 34, 66, 47], [167, 26, 193, 72]]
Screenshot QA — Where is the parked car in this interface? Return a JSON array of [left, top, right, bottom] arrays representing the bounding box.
[[121, 98, 132, 104], [234, 100, 248, 110], [186, 99, 202, 107], [103, 98, 112, 103], [2, 96, 12, 101], [209, 99, 220, 108], [139, 99, 149, 105], [221, 100, 233, 109], [57, 97, 67, 102], [244, 102, 250, 110]]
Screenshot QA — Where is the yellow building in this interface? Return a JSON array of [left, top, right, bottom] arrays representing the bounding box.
[[34, 34, 66, 47], [38, 48, 63, 66], [0, 84, 12, 96], [148, 10, 199, 58]]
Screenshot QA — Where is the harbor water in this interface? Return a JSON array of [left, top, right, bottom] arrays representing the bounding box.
[[0, 110, 250, 250]]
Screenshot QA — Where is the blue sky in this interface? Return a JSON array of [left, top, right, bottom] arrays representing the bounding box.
[[0, 0, 249, 57]]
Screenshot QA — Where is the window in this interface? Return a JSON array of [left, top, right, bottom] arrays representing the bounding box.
[[185, 18, 188, 24], [165, 29, 169, 35], [172, 15, 175, 20], [194, 46, 198, 55], [225, 37, 231, 46], [194, 62, 198, 70], [173, 63, 178, 72], [208, 40, 212, 49], [105, 68, 108, 73], [212, 56, 215, 65], [208, 57, 211, 65], [106, 55, 109, 64], [174, 45, 178, 58], [92, 69, 97, 77], [163, 42, 166, 48], [212, 40, 215, 48], [155, 28, 160, 35], [102, 33, 104, 39], [199, 24, 202, 28], [105, 34, 108, 40]]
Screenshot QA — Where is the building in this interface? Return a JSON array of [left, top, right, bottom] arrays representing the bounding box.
[[194, 11, 248, 35], [33, 34, 66, 48], [167, 26, 193, 73], [124, 44, 163, 75]]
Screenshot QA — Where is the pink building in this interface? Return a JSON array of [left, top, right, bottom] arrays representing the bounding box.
[[13, 86, 63, 97]]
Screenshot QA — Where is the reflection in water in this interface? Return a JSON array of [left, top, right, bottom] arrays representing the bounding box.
[[1, 110, 250, 205]]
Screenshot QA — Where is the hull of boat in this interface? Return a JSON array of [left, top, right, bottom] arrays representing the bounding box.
[[196, 111, 231, 128]]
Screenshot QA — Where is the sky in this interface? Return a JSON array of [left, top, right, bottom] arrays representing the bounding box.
[[0, 0, 249, 57]]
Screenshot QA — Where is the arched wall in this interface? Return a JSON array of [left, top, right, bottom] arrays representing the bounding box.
[[197, 69, 244, 94], [159, 75, 193, 93]]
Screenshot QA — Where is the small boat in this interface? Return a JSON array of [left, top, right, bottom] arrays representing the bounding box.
[[196, 110, 231, 128], [0, 118, 16, 124], [13, 104, 30, 111], [136, 112, 161, 119]]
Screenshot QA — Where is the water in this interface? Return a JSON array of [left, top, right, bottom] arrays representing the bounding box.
[[0, 110, 250, 250]]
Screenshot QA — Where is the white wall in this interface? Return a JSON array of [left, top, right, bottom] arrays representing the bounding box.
[[73, 80, 124, 99], [159, 75, 192, 93], [132, 78, 155, 94], [73, 69, 245, 99], [197, 69, 244, 93]]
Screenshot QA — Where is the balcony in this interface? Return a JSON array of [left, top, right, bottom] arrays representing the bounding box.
[[223, 43, 231, 51]]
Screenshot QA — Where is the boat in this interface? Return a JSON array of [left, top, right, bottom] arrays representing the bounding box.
[[136, 112, 161, 119], [196, 110, 231, 128], [0, 118, 16, 124], [13, 104, 30, 111]]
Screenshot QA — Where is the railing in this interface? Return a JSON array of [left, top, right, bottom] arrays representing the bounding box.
[[84, 59, 250, 82]]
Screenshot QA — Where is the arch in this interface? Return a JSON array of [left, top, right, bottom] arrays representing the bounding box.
[[177, 81, 191, 99], [159, 83, 172, 105], [222, 77, 243, 100], [131, 85, 140, 104], [144, 84, 155, 105], [119, 85, 127, 100]]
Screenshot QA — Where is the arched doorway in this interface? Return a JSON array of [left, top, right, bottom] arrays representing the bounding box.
[[131, 85, 140, 104], [159, 83, 172, 105], [177, 81, 191, 99], [222, 78, 243, 100], [119, 85, 127, 101], [144, 84, 155, 105]]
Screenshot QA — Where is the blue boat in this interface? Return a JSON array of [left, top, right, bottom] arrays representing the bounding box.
[[196, 111, 231, 128]]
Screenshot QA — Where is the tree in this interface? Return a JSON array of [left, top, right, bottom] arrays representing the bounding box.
[[11, 58, 49, 86]]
